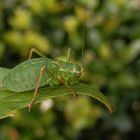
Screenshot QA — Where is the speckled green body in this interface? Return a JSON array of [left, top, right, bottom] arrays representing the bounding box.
[[2, 57, 81, 92]]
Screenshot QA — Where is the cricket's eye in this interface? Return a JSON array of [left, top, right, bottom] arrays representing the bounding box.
[[76, 72, 81, 77]]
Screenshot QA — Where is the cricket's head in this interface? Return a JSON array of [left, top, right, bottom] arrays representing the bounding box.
[[54, 60, 83, 84]]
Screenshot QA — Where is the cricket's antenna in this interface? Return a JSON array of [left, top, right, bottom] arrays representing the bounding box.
[[67, 48, 72, 63], [82, 0, 87, 57]]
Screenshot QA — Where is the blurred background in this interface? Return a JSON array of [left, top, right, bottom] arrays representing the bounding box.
[[0, 0, 140, 140]]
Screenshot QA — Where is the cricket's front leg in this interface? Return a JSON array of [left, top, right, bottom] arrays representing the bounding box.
[[67, 48, 72, 63], [58, 76, 76, 99], [27, 65, 46, 111]]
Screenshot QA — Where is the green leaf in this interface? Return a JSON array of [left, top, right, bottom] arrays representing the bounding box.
[[0, 67, 112, 119], [0, 83, 112, 119]]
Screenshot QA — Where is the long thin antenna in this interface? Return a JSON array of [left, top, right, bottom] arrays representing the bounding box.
[[82, 0, 87, 57]]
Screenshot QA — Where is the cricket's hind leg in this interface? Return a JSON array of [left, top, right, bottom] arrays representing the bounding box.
[[28, 48, 46, 59], [27, 65, 46, 111]]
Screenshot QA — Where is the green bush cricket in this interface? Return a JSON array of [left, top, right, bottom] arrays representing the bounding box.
[[1, 48, 83, 110], [1, 2, 87, 111]]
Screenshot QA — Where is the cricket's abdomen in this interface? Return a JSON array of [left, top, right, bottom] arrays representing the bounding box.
[[2, 58, 56, 92]]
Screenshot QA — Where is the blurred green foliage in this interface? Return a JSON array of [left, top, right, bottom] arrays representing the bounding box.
[[0, 0, 140, 140]]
